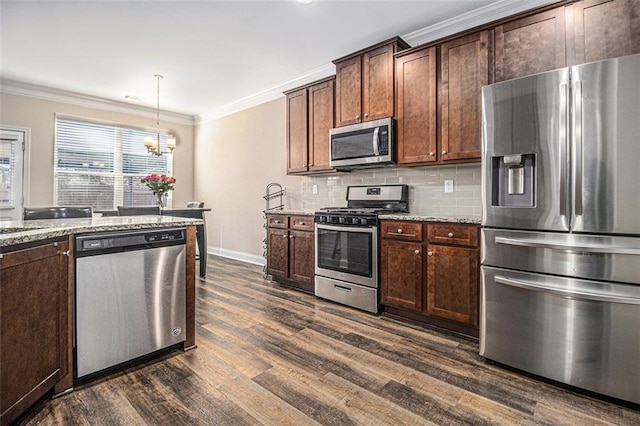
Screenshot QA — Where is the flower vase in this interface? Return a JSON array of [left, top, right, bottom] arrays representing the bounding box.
[[156, 192, 165, 208]]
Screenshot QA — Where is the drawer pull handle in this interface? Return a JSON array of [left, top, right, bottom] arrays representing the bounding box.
[[427, 251, 433, 257], [274, 220, 280, 224], [448, 232, 454, 238], [335, 285, 352, 293], [300, 222, 305, 226], [414, 249, 420, 255], [397, 229, 403, 234], [442, 150, 447, 155]]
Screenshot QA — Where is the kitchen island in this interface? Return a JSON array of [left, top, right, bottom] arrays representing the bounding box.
[[0, 215, 201, 426]]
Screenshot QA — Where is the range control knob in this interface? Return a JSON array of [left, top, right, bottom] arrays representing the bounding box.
[[339, 216, 347, 224], [352, 217, 359, 225], [360, 218, 368, 225]]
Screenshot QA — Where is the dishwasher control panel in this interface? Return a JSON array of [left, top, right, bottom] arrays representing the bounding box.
[[76, 228, 186, 253]]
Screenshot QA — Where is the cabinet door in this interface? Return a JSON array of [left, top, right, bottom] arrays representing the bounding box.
[[289, 230, 314, 288], [308, 79, 335, 172], [569, 0, 640, 65], [494, 7, 566, 82], [1, 241, 68, 426], [395, 46, 437, 165], [286, 88, 308, 173], [380, 239, 423, 311], [440, 31, 489, 161], [267, 228, 289, 278], [363, 44, 395, 122], [335, 57, 362, 127], [426, 245, 478, 327]]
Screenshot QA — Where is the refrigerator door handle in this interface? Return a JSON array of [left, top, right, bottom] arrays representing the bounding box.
[[494, 236, 640, 255], [559, 83, 569, 217], [494, 275, 640, 305], [573, 80, 584, 216]]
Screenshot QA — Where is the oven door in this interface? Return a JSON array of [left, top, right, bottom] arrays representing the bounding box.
[[315, 223, 377, 288]]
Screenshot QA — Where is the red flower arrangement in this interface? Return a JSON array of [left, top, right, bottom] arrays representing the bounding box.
[[141, 173, 176, 207]]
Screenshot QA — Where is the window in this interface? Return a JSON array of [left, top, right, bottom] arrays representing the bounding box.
[[54, 116, 173, 209]]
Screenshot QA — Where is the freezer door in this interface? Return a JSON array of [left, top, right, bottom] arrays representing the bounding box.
[[572, 53, 640, 234], [481, 266, 640, 405], [482, 228, 640, 285], [482, 68, 570, 231]]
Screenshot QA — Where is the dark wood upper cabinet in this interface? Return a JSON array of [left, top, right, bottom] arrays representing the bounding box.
[[494, 7, 567, 82], [362, 43, 397, 123], [334, 37, 410, 127], [440, 31, 490, 162], [308, 79, 335, 172], [285, 77, 335, 175], [569, 0, 640, 66], [395, 46, 437, 165], [335, 57, 362, 127], [285, 88, 308, 173]]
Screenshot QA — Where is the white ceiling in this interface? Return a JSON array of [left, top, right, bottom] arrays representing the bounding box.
[[2, 0, 541, 120]]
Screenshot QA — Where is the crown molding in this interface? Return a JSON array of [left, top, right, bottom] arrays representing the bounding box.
[[195, 63, 335, 124], [0, 78, 195, 126], [402, 0, 559, 46], [196, 0, 558, 125]]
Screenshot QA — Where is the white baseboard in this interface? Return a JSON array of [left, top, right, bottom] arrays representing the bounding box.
[[207, 246, 266, 266]]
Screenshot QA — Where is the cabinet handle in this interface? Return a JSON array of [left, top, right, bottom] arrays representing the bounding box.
[[289, 235, 294, 239], [429, 151, 435, 157], [448, 232, 454, 238], [427, 251, 433, 257], [442, 150, 447, 155], [274, 220, 280, 224], [364, 113, 369, 118], [62, 250, 70, 257], [299, 222, 305, 226], [414, 249, 420, 255], [397, 228, 403, 234], [355, 114, 360, 120]]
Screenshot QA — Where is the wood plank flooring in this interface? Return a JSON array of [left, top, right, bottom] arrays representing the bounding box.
[[21, 256, 640, 425]]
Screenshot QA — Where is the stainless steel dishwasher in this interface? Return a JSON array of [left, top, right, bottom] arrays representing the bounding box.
[[74, 227, 186, 379]]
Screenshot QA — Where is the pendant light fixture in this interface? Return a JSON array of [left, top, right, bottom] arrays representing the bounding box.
[[144, 74, 176, 156]]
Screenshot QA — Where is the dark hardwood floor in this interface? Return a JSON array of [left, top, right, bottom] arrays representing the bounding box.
[[21, 256, 640, 425]]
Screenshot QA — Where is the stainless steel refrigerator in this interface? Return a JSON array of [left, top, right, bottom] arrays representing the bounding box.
[[481, 53, 640, 405]]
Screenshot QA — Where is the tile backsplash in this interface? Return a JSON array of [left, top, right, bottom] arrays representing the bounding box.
[[299, 163, 482, 218]]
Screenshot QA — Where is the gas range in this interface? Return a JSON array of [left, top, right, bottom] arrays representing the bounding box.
[[314, 185, 409, 228], [313, 184, 409, 314]]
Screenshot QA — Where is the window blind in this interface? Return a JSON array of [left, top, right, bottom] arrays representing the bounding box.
[[0, 137, 17, 207], [54, 117, 173, 210]]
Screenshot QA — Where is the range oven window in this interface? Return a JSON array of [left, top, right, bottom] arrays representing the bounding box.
[[316, 227, 373, 277]]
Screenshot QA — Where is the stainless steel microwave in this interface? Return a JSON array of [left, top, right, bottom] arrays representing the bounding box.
[[329, 117, 395, 170]]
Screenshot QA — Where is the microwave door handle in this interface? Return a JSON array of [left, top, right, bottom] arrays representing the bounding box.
[[372, 127, 380, 156]]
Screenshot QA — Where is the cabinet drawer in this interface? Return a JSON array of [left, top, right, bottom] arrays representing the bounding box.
[[267, 215, 288, 228], [381, 221, 423, 242], [428, 223, 478, 247], [290, 215, 314, 231]]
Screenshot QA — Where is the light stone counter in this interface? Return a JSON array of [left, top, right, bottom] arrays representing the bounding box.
[[265, 210, 315, 216], [378, 214, 482, 225], [0, 215, 202, 248]]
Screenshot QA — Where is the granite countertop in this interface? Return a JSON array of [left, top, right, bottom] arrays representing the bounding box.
[[266, 210, 481, 224], [0, 215, 203, 248], [378, 214, 482, 225], [265, 210, 315, 216]]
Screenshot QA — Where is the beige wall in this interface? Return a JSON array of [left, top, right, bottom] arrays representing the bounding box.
[[0, 92, 195, 207], [194, 98, 301, 263]]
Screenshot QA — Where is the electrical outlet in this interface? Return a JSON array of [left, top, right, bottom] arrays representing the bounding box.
[[312, 184, 318, 195], [444, 180, 454, 193]]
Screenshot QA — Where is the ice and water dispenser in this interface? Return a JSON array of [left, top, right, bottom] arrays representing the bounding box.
[[490, 153, 535, 207]]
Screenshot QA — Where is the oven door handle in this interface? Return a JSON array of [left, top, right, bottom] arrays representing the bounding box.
[[316, 223, 375, 233]]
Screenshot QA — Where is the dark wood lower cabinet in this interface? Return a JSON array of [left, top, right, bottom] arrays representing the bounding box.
[[380, 240, 423, 311], [266, 215, 315, 293], [0, 239, 69, 426], [426, 245, 479, 328], [380, 221, 480, 337]]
